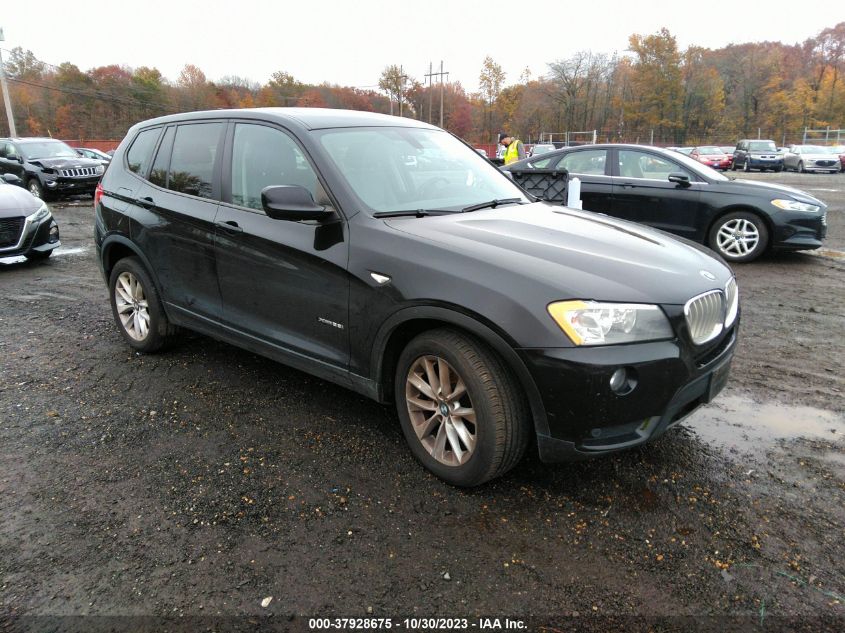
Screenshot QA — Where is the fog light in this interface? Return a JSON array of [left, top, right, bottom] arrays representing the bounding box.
[[46, 181, 57, 188], [609, 368, 627, 392], [609, 367, 638, 395], [49, 225, 60, 243]]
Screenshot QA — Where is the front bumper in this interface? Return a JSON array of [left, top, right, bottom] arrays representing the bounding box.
[[521, 323, 737, 461], [0, 213, 60, 258], [801, 162, 840, 172], [43, 175, 100, 195], [748, 157, 782, 169], [770, 208, 827, 251]]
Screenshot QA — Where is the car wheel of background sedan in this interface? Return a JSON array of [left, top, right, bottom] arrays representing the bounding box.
[[743, 161, 750, 172], [395, 328, 530, 487], [708, 211, 768, 263], [798, 161, 805, 173], [108, 257, 179, 353], [27, 179, 45, 199]]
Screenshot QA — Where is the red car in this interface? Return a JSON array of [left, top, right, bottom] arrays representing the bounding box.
[[691, 146, 732, 170]]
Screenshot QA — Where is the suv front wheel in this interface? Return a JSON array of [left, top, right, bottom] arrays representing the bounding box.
[[395, 328, 530, 486], [108, 257, 178, 352], [28, 179, 46, 200]]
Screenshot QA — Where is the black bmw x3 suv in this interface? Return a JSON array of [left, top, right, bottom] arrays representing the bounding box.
[[95, 108, 739, 486]]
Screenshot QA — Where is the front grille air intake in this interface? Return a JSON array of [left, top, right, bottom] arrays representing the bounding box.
[[59, 167, 98, 177], [0, 217, 25, 249], [685, 290, 725, 345]]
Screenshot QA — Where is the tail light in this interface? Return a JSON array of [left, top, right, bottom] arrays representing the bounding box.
[[94, 183, 104, 208]]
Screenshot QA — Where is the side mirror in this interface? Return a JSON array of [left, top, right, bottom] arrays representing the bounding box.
[[668, 172, 691, 187], [261, 185, 332, 222], [2, 173, 22, 186]]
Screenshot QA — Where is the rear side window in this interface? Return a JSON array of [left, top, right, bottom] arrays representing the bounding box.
[[126, 128, 162, 176], [559, 149, 607, 175], [167, 123, 223, 199], [149, 127, 175, 188]]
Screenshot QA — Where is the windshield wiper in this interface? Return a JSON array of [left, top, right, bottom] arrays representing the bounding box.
[[372, 209, 452, 218], [461, 198, 525, 213]]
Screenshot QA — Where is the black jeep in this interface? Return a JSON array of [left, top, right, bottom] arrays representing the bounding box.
[[0, 137, 105, 200]]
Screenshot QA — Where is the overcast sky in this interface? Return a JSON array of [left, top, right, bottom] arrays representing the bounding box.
[[2, 1, 842, 92]]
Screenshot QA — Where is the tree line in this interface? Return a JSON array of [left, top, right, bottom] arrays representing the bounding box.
[[1, 22, 843, 146]]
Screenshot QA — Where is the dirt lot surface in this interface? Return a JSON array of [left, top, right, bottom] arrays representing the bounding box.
[[1, 172, 843, 632]]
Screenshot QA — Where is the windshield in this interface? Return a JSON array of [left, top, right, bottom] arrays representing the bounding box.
[[20, 141, 80, 160], [748, 141, 777, 152], [316, 127, 529, 213], [697, 146, 722, 154]]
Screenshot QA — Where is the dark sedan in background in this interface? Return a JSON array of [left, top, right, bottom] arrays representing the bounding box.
[[0, 174, 60, 261], [504, 143, 827, 262]]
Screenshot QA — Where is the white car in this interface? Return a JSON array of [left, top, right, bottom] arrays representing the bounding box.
[[783, 145, 841, 173]]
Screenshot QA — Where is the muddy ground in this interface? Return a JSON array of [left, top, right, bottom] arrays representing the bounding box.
[[1, 172, 843, 632]]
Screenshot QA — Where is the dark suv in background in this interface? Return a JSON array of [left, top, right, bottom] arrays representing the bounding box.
[[95, 108, 739, 486], [0, 138, 105, 200], [732, 139, 783, 172]]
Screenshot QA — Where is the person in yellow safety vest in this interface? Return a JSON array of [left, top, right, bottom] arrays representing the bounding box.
[[498, 132, 526, 165]]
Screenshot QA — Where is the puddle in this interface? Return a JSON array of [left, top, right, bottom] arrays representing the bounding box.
[[682, 393, 843, 454]]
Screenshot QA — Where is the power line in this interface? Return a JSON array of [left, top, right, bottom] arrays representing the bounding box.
[[6, 76, 179, 113]]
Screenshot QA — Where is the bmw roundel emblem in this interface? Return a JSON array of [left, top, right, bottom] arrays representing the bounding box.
[[700, 270, 716, 281]]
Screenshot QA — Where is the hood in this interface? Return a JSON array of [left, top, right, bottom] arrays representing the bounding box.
[[0, 184, 42, 217], [722, 178, 826, 207], [28, 157, 103, 170], [384, 202, 733, 305]]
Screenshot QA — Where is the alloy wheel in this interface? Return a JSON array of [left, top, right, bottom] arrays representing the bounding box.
[[716, 218, 760, 258], [405, 355, 477, 466], [114, 271, 150, 341]]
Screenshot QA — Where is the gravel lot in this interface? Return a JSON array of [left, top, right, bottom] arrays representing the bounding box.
[[1, 172, 843, 632]]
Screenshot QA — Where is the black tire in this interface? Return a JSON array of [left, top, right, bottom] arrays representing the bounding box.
[[27, 179, 47, 200], [743, 160, 750, 172], [731, 161, 738, 171], [108, 256, 179, 353], [798, 161, 805, 173], [708, 211, 769, 263], [25, 249, 52, 261], [394, 328, 530, 487]]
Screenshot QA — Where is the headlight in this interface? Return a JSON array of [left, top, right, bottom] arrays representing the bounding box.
[[725, 278, 739, 327], [547, 301, 673, 346], [27, 201, 50, 224], [95, 164, 105, 175], [771, 199, 820, 213]]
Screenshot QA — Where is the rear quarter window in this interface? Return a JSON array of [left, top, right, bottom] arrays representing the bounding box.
[[126, 128, 162, 177]]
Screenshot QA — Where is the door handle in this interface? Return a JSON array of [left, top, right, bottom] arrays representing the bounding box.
[[216, 220, 243, 234], [621, 183, 636, 188], [137, 196, 155, 209]]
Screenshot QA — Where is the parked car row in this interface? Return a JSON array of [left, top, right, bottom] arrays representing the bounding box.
[[670, 140, 843, 174]]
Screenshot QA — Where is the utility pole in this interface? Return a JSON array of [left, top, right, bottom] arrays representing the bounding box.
[[424, 61, 449, 128], [426, 62, 433, 123], [0, 28, 17, 137], [398, 65, 409, 118]]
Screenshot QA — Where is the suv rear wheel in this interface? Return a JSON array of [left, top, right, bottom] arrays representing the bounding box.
[[108, 257, 178, 352], [395, 328, 530, 486]]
